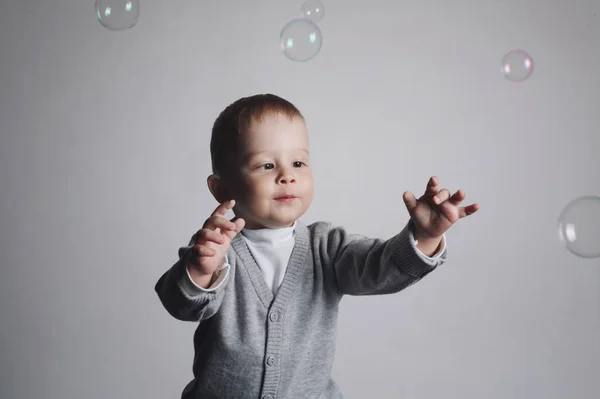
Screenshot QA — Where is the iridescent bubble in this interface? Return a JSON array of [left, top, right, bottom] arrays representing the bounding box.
[[280, 19, 323, 62], [301, 0, 325, 22], [557, 196, 600, 259], [501, 50, 534, 82], [95, 0, 140, 31]]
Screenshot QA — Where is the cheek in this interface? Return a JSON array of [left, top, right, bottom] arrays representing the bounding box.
[[249, 178, 272, 193], [302, 173, 315, 188], [239, 181, 271, 203], [230, 176, 255, 196]]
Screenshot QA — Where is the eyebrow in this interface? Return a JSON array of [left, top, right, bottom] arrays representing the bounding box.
[[244, 148, 309, 160]]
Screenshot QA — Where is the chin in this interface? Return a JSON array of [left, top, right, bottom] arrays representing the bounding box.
[[267, 215, 300, 229], [250, 204, 310, 229], [270, 219, 296, 228]]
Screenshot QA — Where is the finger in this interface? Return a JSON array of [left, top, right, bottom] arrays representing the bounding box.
[[203, 214, 237, 231], [223, 217, 245, 240], [402, 191, 418, 212], [458, 203, 480, 218], [432, 189, 451, 205], [211, 199, 236, 217], [446, 189, 466, 205], [233, 217, 245, 231], [197, 229, 227, 245], [190, 245, 217, 260], [424, 176, 441, 196]]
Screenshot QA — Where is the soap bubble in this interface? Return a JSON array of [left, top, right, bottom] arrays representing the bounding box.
[[501, 50, 534, 82], [557, 196, 600, 259], [95, 0, 140, 31], [301, 0, 325, 22], [280, 19, 323, 62]]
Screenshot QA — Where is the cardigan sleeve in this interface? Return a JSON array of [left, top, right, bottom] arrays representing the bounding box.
[[155, 235, 231, 322], [318, 220, 447, 296]]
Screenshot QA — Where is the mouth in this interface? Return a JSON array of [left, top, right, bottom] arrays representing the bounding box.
[[275, 196, 296, 201]]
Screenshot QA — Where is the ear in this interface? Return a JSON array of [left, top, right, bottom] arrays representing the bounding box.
[[207, 174, 232, 204]]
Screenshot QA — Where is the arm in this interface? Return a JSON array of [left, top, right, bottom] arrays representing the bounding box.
[[324, 220, 446, 296], [154, 236, 231, 322]]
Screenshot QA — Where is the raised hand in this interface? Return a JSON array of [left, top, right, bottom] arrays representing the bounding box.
[[402, 176, 479, 239], [186, 200, 245, 287]]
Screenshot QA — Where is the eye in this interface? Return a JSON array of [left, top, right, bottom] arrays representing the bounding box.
[[260, 163, 274, 170], [259, 161, 306, 170]]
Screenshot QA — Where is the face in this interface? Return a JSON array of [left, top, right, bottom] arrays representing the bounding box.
[[219, 113, 314, 230]]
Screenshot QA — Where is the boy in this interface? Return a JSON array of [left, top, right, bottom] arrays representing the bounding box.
[[155, 94, 479, 399]]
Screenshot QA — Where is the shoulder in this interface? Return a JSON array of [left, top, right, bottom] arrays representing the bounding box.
[[303, 220, 353, 250], [305, 220, 333, 234]]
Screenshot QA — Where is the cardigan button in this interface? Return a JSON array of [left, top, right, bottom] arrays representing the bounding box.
[[269, 311, 280, 322]]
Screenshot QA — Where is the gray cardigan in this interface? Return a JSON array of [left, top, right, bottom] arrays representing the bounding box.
[[155, 219, 447, 399]]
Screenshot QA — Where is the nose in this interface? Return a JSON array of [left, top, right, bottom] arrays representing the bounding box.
[[278, 168, 296, 184], [279, 174, 295, 184]]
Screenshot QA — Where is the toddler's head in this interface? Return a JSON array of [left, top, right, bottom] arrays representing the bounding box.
[[208, 94, 314, 230]]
